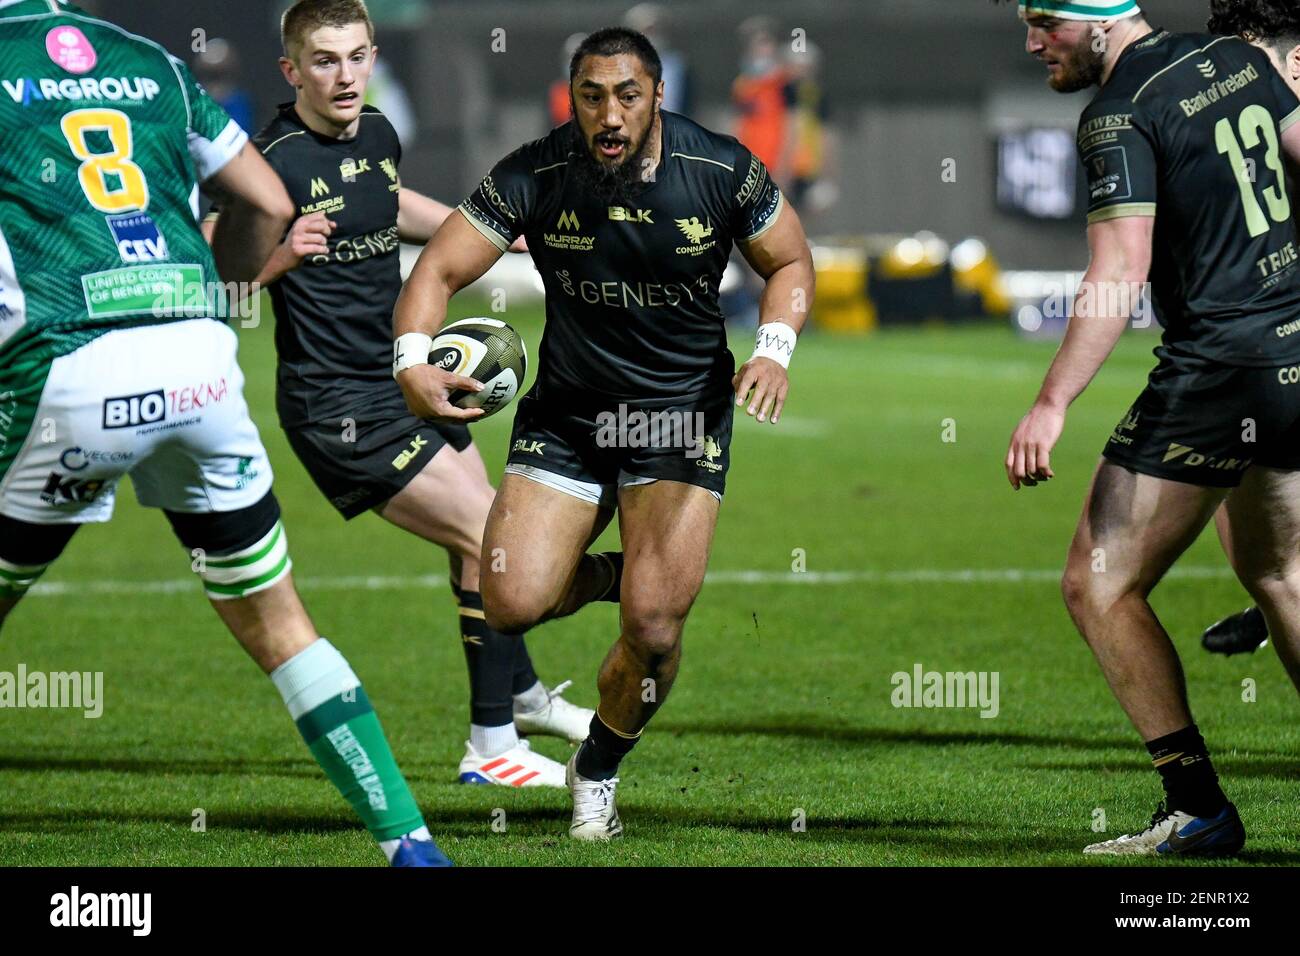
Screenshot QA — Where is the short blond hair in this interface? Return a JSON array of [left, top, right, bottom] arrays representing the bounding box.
[[281, 0, 375, 61]]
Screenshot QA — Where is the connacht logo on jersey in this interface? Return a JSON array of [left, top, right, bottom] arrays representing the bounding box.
[[676, 217, 713, 244], [674, 216, 717, 256], [697, 435, 724, 473], [1, 76, 162, 107], [106, 213, 168, 263], [380, 157, 400, 192]]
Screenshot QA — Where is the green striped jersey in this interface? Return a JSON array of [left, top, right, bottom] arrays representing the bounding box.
[[0, 0, 247, 373]]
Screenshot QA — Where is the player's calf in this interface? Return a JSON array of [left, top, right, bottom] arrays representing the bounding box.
[[171, 493, 449, 863]]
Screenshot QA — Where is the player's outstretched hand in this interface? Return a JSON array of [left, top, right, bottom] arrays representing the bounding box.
[[732, 356, 789, 425], [395, 364, 486, 423], [1006, 401, 1065, 490], [284, 212, 336, 267]]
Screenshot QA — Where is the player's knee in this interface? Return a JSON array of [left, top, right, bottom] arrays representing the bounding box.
[[621, 606, 685, 657], [482, 586, 547, 635], [1061, 557, 1114, 631], [168, 493, 293, 602], [1239, 563, 1300, 614], [1061, 553, 1139, 633]]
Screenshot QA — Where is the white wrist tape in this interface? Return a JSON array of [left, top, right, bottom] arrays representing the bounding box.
[[750, 321, 798, 369], [393, 332, 433, 378]]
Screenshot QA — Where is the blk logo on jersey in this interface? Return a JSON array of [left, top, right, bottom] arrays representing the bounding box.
[[106, 213, 168, 263], [41, 472, 106, 506], [609, 206, 653, 224], [339, 157, 371, 180], [392, 435, 428, 471]]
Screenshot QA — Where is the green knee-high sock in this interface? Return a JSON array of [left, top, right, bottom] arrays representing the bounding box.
[[270, 638, 425, 841]]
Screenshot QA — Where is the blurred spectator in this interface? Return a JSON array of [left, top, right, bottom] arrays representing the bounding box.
[[732, 16, 791, 186], [548, 32, 587, 127], [365, 56, 418, 145], [785, 42, 840, 223], [193, 37, 255, 134], [624, 3, 691, 115]]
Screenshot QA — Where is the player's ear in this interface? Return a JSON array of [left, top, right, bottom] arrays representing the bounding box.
[[1091, 23, 1110, 54], [655, 79, 664, 108], [278, 56, 299, 89], [1288, 44, 1300, 84]]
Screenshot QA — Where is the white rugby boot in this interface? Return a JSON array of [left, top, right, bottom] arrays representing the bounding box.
[[457, 739, 565, 788], [566, 750, 623, 841], [514, 680, 594, 744]]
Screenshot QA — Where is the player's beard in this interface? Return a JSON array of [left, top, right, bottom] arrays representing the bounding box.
[[1048, 30, 1106, 93], [569, 105, 659, 206]]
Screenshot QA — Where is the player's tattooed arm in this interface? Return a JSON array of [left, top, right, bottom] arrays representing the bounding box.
[[733, 201, 815, 425], [206, 142, 296, 284], [1005, 215, 1154, 490], [391, 210, 507, 422]]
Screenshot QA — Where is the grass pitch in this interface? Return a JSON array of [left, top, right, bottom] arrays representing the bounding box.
[[2, 299, 1297, 866]]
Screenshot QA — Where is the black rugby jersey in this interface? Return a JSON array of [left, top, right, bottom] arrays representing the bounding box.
[[251, 103, 406, 426], [1079, 31, 1300, 365], [458, 111, 784, 404]]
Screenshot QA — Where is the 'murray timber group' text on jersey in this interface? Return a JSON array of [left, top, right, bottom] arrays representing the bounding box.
[[459, 111, 784, 404], [242, 103, 405, 428], [0, 0, 246, 477], [1080, 30, 1300, 366]]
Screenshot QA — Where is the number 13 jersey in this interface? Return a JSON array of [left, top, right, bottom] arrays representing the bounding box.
[[1079, 29, 1300, 366]]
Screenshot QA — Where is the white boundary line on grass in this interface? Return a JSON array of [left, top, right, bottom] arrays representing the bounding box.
[[24, 565, 1237, 598]]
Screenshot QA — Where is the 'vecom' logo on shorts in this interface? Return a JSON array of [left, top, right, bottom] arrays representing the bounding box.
[[103, 390, 164, 429]]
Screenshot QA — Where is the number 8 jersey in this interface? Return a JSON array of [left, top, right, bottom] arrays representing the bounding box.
[[1079, 29, 1300, 366], [0, 0, 246, 371]]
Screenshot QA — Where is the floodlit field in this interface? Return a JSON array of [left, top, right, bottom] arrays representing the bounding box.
[[3, 299, 1296, 866]]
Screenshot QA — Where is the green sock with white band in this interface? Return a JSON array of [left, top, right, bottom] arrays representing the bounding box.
[[0, 556, 50, 599], [270, 638, 429, 859], [201, 520, 292, 600]]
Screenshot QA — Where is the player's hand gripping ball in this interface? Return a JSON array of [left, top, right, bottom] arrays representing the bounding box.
[[427, 318, 527, 419]]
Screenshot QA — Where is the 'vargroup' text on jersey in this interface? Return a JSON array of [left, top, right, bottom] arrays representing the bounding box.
[[0, 0, 245, 479], [1080, 31, 1300, 365], [249, 103, 404, 427], [459, 111, 783, 404]]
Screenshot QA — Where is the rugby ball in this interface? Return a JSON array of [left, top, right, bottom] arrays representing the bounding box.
[[428, 317, 527, 419]]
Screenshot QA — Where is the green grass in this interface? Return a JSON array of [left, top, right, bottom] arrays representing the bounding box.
[[2, 301, 1297, 866]]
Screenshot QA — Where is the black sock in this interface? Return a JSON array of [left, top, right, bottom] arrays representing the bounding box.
[[1146, 724, 1228, 818], [511, 635, 539, 696], [575, 711, 640, 780], [456, 589, 515, 728]]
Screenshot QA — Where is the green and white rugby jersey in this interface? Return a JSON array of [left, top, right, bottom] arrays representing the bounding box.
[[0, 0, 247, 477]]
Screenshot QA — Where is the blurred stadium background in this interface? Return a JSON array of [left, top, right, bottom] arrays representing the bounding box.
[[6, 0, 1297, 867], [80, 0, 1211, 328]]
